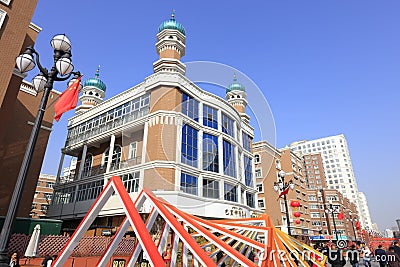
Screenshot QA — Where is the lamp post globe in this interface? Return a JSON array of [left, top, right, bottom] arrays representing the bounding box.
[[56, 55, 74, 76], [32, 73, 47, 92], [50, 34, 72, 52], [15, 50, 35, 73]]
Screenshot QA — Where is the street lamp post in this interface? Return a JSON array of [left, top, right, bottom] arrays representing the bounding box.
[[0, 34, 80, 266], [273, 170, 295, 236], [325, 199, 339, 242], [347, 211, 357, 241]]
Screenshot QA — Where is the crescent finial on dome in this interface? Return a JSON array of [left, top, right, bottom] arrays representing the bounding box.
[[95, 65, 100, 78]]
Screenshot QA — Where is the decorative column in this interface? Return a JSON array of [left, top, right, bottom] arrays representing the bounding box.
[[218, 135, 224, 175], [217, 109, 222, 132], [141, 122, 149, 165], [238, 184, 243, 205], [198, 175, 203, 197], [106, 134, 116, 173], [234, 145, 239, 180], [56, 151, 65, 184], [77, 142, 88, 180], [219, 180, 225, 200], [198, 129, 203, 170], [175, 117, 183, 165]]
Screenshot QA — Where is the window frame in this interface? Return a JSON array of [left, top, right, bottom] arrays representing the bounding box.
[[203, 178, 219, 199], [0, 9, 6, 29], [129, 141, 138, 159], [224, 183, 237, 202], [180, 173, 198, 195], [0, 0, 11, 5], [202, 133, 219, 173]]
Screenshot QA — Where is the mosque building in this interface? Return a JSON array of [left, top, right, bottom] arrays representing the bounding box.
[[47, 13, 259, 232]]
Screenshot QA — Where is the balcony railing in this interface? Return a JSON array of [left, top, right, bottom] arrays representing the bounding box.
[[58, 157, 142, 184], [65, 109, 149, 147]]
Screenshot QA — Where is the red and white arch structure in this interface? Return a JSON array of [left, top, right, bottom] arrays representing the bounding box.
[[53, 176, 326, 267]]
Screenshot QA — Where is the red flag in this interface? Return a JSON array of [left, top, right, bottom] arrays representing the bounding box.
[[356, 221, 361, 230], [337, 212, 344, 220], [54, 76, 82, 122], [277, 187, 290, 201]]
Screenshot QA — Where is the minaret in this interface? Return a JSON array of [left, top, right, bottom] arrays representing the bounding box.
[[153, 11, 186, 75], [76, 66, 106, 115], [226, 74, 249, 122]]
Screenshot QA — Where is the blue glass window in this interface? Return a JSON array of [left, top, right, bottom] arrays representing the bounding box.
[[180, 173, 198, 195], [246, 192, 255, 208], [224, 183, 238, 202], [182, 93, 199, 121], [203, 105, 218, 129], [244, 155, 253, 187], [181, 124, 198, 167], [223, 140, 236, 178], [242, 132, 251, 151], [203, 178, 220, 199], [222, 113, 234, 137], [203, 133, 219, 172]]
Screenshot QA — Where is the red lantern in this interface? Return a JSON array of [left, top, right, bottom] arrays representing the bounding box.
[[293, 212, 301, 217], [295, 219, 301, 224], [291, 201, 300, 207]]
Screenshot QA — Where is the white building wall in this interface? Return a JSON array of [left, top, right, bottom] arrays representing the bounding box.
[[358, 192, 373, 230], [289, 134, 373, 229]]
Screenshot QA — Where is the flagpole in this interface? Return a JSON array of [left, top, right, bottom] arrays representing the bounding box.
[[0, 35, 80, 266]]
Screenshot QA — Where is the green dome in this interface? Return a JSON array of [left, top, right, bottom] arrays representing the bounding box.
[[158, 12, 186, 35], [227, 74, 245, 93], [84, 67, 106, 91]]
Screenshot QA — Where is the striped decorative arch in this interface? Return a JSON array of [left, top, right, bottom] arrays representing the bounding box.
[[53, 176, 326, 267]]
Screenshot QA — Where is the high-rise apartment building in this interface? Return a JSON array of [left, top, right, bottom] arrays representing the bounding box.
[[289, 134, 373, 229], [47, 14, 258, 232], [303, 153, 327, 190], [358, 192, 373, 230]]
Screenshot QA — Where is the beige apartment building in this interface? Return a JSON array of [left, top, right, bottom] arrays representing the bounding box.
[[303, 153, 359, 241], [30, 174, 56, 218], [307, 188, 359, 241], [253, 142, 311, 237]]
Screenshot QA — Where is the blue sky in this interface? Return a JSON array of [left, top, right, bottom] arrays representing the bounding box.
[[31, 1, 400, 230]]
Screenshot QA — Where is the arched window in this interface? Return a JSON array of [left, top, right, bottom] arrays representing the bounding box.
[[82, 154, 93, 178], [103, 145, 122, 171]]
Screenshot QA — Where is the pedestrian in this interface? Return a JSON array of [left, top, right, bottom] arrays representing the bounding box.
[[348, 244, 360, 267], [375, 244, 388, 267], [162, 244, 172, 267], [362, 246, 372, 267], [393, 242, 400, 259], [9, 252, 20, 267], [327, 244, 346, 267], [41, 255, 52, 267], [387, 247, 400, 267], [248, 248, 255, 262]]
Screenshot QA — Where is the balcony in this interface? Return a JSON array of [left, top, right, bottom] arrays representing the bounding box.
[[58, 157, 142, 184]]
